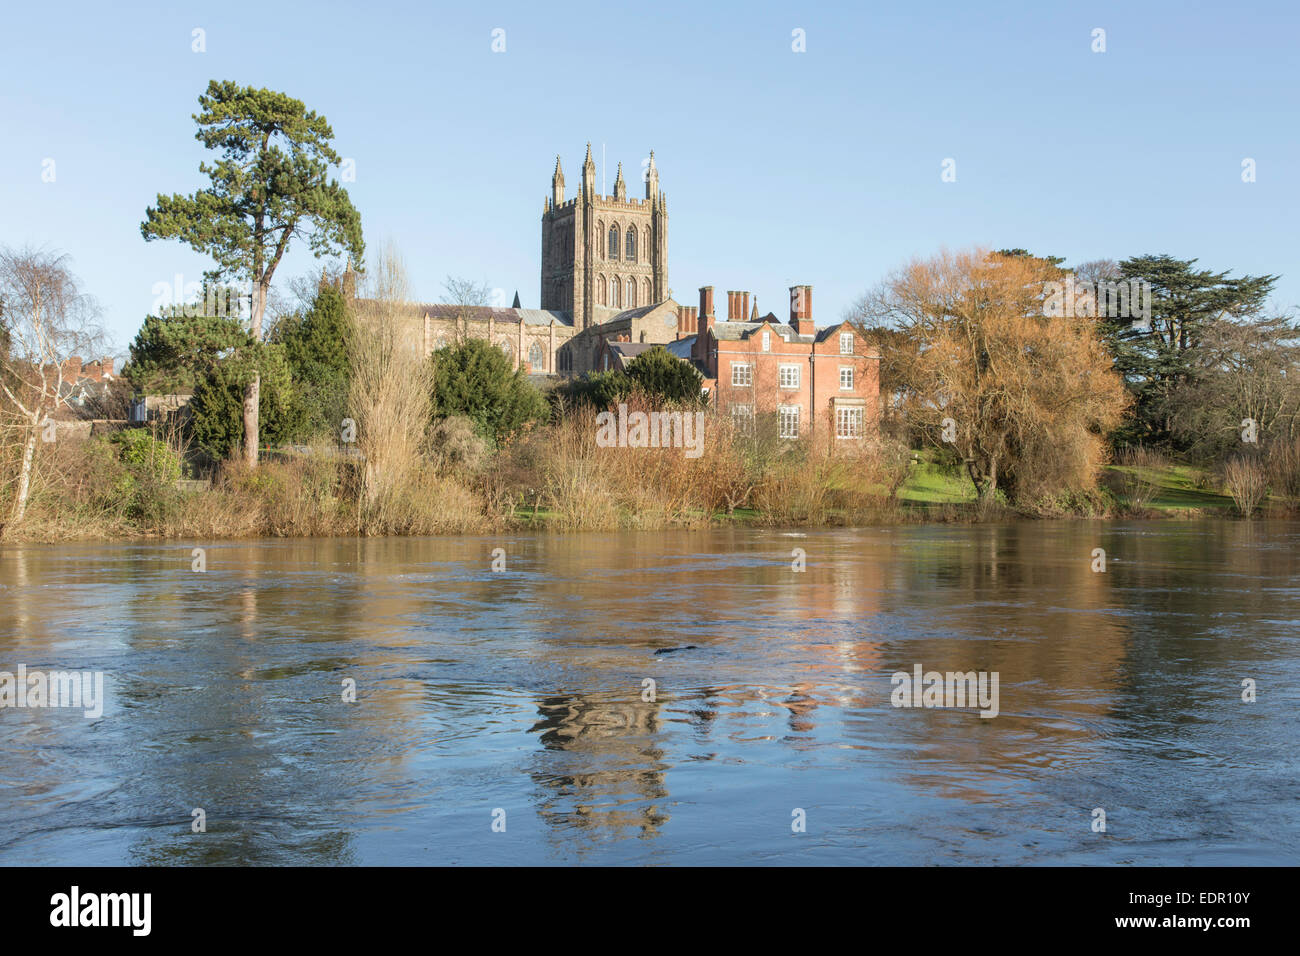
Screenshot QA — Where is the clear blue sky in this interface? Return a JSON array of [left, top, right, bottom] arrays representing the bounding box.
[[3, 0, 1297, 351]]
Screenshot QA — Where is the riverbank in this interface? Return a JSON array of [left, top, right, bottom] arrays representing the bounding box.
[[2, 441, 1272, 544]]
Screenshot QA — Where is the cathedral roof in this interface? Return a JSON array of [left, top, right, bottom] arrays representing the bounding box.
[[400, 302, 574, 326], [356, 304, 574, 330]]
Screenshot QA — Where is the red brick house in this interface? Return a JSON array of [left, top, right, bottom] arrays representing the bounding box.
[[685, 285, 880, 441]]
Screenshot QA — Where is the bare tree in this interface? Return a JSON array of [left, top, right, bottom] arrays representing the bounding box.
[[348, 241, 432, 522], [442, 276, 492, 344], [0, 246, 103, 530], [442, 276, 491, 308], [1072, 258, 1120, 289], [1165, 312, 1300, 461]]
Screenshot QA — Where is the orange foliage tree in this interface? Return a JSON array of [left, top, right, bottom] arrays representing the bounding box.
[[859, 248, 1129, 503]]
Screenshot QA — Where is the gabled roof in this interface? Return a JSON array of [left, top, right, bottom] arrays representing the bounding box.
[[588, 298, 680, 332], [605, 341, 658, 370], [814, 322, 854, 343], [711, 320, 812, 344], [605, 337, 696, 370], [609, 302, 663, 321], [709, 317, 860, 345]]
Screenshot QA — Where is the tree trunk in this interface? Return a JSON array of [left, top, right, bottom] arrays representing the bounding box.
[[242, 373, 260, 466], [242, 279, 269, 467], [10, 419, 39, 527]]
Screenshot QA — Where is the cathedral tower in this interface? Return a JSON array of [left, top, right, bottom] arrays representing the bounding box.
[[541, 144, 668, 330]]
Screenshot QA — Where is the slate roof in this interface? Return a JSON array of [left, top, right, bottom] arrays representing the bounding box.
[[607, 342, 659, 360], [664, 337, 695, 359], [606, 336, 697, 371], [711, 319, 809, 343], [710, 315, 852, 344]]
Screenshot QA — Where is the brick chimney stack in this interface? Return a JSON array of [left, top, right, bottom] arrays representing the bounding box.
[[790, 285, 815, 336], [741, 292, 749, 323], [696, 287, 715, 365], [678, 305, 698, 338]]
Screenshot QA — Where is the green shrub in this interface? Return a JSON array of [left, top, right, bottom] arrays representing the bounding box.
[[110, 429, 182, 483]]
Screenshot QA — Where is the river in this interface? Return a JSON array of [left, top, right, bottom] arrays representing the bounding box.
[[1, 520, 1296, 865]]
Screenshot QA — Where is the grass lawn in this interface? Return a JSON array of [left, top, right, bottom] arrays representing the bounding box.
[[898, 455, 977, 504], [1104, 461, 1235, 513], [898, 450, 1240, 514], [509, 453, 1248, 527]]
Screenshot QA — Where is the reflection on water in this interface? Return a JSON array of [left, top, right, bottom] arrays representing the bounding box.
[[1, 521, 1297, 865]]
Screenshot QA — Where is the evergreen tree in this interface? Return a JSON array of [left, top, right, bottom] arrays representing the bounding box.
[[125, 308, 247, 393], [623, 345, 703, 404], [141, 80, 364, 466], [1101, 255, 1277, 446], [430, 338, 548, 446], [277, 284, 352, 440], [189, 343, 297, 460]]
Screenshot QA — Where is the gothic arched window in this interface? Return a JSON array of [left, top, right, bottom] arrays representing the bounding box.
[[528, 342, 544, 371], [611, 276, 622, 309], [628, 278, 637, 308], [643, 278, 652, 304], [608, 224, 620, 260], [596, 274, 606, 306], [625, 227, 636, 261]]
